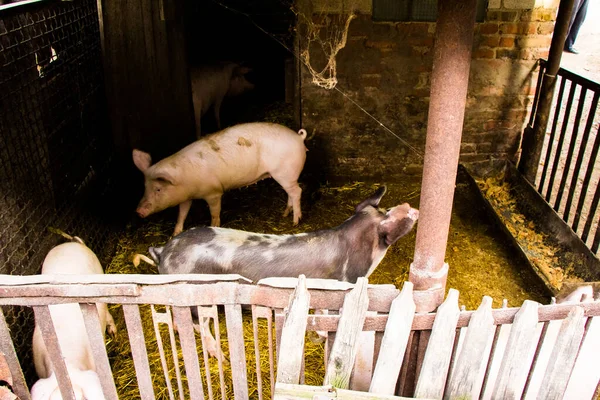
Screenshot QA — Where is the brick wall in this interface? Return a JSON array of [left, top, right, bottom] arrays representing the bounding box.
[[300, 0, 558, 180]]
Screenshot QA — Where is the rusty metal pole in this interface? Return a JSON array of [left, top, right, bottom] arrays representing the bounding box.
[[409, 0, 477, 313], [518, 0, 576, 183]]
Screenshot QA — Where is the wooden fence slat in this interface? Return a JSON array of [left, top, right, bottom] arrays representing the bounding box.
[[79, 303, 119, 400], [252, 305, 276, 396], [369, 281, 415, 395], [197, 305, 227, 399], [563, 315, 600, 399], [32, 305, 77, 400], [324, 277, 370, 389], [350, 318, 375, 391], [0, 307, 30, 400], [122, 304, 156, 399], [151, 306, 182, 400], [273, 382, 431, 399], [537, 306, 586, 400], [413, 289, 460, 399], [492, 300, 540, 399], [225, 303, 249, 399], [276, 275, 310, 385], [445, 296, 495, 400], [171, 306, 205, 400]]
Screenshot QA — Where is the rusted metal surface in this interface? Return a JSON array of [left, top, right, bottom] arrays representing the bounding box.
[[410, 0, 477, 313], [122, 304, 155, 399], [518, 0, 577, 183], [80, 303, 119, 400], [0, 308, 29, 400]]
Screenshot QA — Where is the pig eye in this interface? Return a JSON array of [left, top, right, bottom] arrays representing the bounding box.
[[155, 188, 161, 192]]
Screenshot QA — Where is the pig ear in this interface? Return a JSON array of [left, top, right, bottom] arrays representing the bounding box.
[[133, 149, 152, 173], [234, 65, 252, 76], [149, 246, 164, 265], [355, 186, 387, 213]]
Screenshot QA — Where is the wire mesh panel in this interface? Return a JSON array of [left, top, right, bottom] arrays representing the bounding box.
[[0, 0, 126, 386]]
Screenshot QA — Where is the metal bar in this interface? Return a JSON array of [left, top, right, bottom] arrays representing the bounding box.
[[32, 305, 77, 400], [122, 304, 156, 399], [518, 0, 577, 182], [573, 91, 600, 231], [557, 85, 588, 218], [547, 82, 577, 206], [527, 61, 547, 128], [410, 0, 477, 312], [225, 304, 248, 399], [79, 303, 119, 400], [591, 216, 600, 253], [0, 307, 31, 400], [171, 306, 205, 400], [582, 174, 600, 243], [539, 76, 567, 196]]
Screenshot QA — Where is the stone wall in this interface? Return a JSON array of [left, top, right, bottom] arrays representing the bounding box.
[[300, 0, 559, 181]]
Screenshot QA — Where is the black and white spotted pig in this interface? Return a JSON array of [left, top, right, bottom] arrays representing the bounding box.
[[148, 186, 418, 283]]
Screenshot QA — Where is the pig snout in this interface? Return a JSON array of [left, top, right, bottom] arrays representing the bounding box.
[[407, 207, 419, 221], [136, 200, 153, 218]]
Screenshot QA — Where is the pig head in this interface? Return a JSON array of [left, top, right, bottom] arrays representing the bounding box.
[[149, 186, 418, 283]]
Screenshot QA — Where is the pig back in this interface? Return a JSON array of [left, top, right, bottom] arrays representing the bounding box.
[[184, 122, 307, 192]]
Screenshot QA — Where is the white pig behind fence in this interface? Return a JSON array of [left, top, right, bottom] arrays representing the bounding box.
[[30, 239, 116, 400], [190, 61, 254, 138]]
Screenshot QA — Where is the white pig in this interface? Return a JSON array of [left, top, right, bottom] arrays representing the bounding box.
[[30, 239, 117, 400], [190, 62, 254, 138], [133, 122, 308, 236]]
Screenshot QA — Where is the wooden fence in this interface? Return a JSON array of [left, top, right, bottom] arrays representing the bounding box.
[[0, 274, 599, 400]]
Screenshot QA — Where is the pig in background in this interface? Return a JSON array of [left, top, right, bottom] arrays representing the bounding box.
[[30, 237, 117, 400], [133, 121, 308, 236], [190, 61, 254, 138]]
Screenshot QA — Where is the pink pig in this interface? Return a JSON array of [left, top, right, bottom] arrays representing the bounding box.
[[133, 122, 307, 236]]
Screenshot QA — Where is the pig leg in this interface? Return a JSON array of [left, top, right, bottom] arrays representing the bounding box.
[[206, 194, 222, 227], [276, 180, 302, 225], [213, 98, 223, 130], [106, 310, 117, 337], [174, 200, 193, 236]]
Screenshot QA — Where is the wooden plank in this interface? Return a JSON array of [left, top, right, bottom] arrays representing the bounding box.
[[276, 275, 310, 385], [0, 273, 252, 286], [258, 277, 396, 292], [31, 306, 77, 400], [537, 306, 586, 399], [564, 315, 600, 399], [396, 331, 417, 396], [349, 325, 375, 391], [171, 306, 205, 400], [273, 382, 429, 399], [521, 319, 556, 399], [492, 300, 540, 399], [196, 305, 226, 400], [445, 295, 495, 400], [0, 307, 31, 400], [79, 303, 119, 400], [413, 289, 460, 399], [122, 304, 156, 399], [370, 281, 415, 395], [324, 277, 370, 389], [151, 306, 183, 400], [252, 305, 275, 400], [225, 303, 249, 399]]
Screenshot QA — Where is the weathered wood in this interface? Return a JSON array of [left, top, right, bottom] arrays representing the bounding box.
[[151, 306, 184, 400], [196, 305, 226, 400], [414, 289, 460, 399], [79, 303, 119, 400], [537, 306, 586, 399], [0, 273, 252, 286], [252, 305, 275, 399], [324, 277, 370, 389], [563, 316, 600, 399], [492, 300, 540, 399], [350, 320, 375, 391], [0, 307, 30, 400], [276, 275, 310, 385], [32, 306, 77, 400], [370, 281, 416, 395], [396, 330, 417, 397], [122, 304, 156, 399], [172, 306, 205, 400], [258, 277, 396, 292], [273, 382, 422, 399], [445, 296, 495, 400], [521, 319, 556, 399], [225, 303, 249, 399]]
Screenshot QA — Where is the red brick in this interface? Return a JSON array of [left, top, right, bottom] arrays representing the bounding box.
[[530, 9, 556, 22], [503, 23, 538, 35], [397, 22, 431, 36], [537, 22, 555, 35], [496, 49, 520, 59], [499, 37, 515, 48], [406, 36, 434, 46], [473, 48, 495, 59], [479, 23, 499, 34], [500, 23, 518, 34], [487, 11, 519, 22], [365, 40, 397, 49], [480, 35, 500, 47], [517, 35, 552, 48]]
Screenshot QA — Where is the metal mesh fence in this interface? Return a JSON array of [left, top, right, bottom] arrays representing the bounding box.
[[0, 0, 126, 386]]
